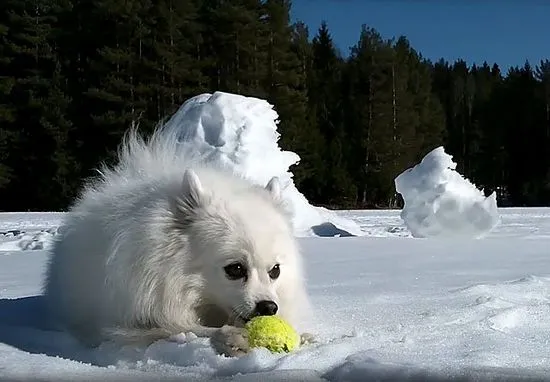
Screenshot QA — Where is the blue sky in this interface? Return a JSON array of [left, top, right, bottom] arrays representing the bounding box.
[[290, 0, 550, 73]]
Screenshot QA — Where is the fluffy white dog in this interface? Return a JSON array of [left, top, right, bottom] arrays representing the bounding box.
[[42, 125, 312, 357]]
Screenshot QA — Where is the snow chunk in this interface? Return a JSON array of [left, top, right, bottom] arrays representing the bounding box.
[[394, 146, 499, 238], [0, 228, 58, 252], [161, 91, 364, 237]]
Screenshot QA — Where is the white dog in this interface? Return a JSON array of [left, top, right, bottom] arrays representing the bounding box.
[[42, 125, 313, 357]]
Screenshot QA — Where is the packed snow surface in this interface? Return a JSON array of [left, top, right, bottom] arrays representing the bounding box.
[[159, 91, 363, 237], [2, 208, 550, 381], [395, 146, 500, 238]]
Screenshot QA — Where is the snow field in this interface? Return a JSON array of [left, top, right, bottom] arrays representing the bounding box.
[[2, 210, 550, 381]]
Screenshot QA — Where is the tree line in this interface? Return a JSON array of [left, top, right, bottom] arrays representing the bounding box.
[[1, 0, 549, 211]]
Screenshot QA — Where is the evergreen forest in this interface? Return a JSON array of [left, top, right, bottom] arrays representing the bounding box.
[[1, 0, 549, 211]]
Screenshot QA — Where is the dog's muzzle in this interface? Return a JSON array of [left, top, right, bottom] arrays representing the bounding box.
[[234, 300, 279, 324]]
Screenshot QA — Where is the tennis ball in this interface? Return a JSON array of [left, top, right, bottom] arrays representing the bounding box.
[[245, 315, 300, 353]]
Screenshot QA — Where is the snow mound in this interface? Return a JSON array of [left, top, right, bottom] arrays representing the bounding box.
[[160, 91, 363, 237], [0, 228, 58, 252], [394, 146, 499, 238]]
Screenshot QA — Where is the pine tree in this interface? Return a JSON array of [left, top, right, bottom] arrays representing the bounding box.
[[284, 21, 326, 203], [54, 0, 98, 182], [146, 0, 205, 123], [199, 0, 268, 97], [309, 22, 354, 206], [493, 62, 545, 205], [413, 62, 446, 162], [81, 0, 154, 168], [383, 37, 446, 206], [260, 2, 324, 201], [263, 0, 304, 144], [0, 0, 74, 210], [536, 61, 550, 203], [345, 25, 395, 206], [38, 58, 79, 208], [0, 2, 17, 190], [535, 60, 550, 195], [467, 62, 499, 189]]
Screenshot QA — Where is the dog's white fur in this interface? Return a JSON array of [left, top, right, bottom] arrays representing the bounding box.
[[42, 125, 312, 356]]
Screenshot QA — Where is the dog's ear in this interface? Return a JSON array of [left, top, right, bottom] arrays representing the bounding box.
[[172, 169, 210, 227], [265, 176, 282, 201], [181, 169, 207, 207], [264, 176, 294, 222]]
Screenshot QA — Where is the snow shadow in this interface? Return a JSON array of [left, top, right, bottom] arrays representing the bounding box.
[[0, 296, 108, 366], [0, 295, 53, 329], [310, 222, 355, 237], [323, 357, 550, 382]]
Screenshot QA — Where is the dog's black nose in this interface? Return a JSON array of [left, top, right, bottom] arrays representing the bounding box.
[[255, 300, 278, 316]]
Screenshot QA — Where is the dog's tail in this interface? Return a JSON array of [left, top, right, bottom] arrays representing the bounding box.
[[109, 124, 203, 179], [102, 94, 231, 184]]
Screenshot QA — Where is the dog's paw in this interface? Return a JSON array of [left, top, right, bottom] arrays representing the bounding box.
[[300, 332, 316, 346], [210, 325, 250, 357], [168, 332, 198, 344]]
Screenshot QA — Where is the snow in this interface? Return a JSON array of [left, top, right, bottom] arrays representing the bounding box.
[[0, 213, 62, 252], [395, 146, 500, 239], [2, 209, 550, 381], [159, 91, 364, 237]]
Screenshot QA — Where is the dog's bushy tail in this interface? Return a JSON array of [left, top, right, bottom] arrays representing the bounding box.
[[97, 102, 220, 187], [111, 124, 200, 179]]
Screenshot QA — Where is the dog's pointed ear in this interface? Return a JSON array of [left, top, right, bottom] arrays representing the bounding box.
[[181, 169, 207, 207], [171, 169, 209, 227], [264, 176, 293, 221], [265, 176, 282, 201]]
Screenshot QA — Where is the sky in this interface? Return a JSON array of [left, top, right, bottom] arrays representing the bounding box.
[[290, 0, 550, 73]]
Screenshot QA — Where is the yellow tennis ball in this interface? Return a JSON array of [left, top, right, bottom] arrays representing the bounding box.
[[245, 315, 300, 353]]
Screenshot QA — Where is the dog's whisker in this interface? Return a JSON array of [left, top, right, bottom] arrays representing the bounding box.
[[231, 303, 253, 322], [235, 303, 249, 316]]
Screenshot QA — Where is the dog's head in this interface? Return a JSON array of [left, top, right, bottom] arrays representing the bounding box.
[[173, 169, 306, 325]]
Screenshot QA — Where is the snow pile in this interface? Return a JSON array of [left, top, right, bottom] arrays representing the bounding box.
[[0, 213, 63, 253], [394, 146, 499, 238], [160, 91, 363, 237], [0, 228, 58, 252]]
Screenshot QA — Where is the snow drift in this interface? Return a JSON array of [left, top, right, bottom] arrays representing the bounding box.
[[394, 146, 499, 238], [158, 91, 364, 237]]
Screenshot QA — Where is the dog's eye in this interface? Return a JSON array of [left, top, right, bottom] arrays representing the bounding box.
[[224, 262, 247, 280], [268, 264, 280, 280]]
